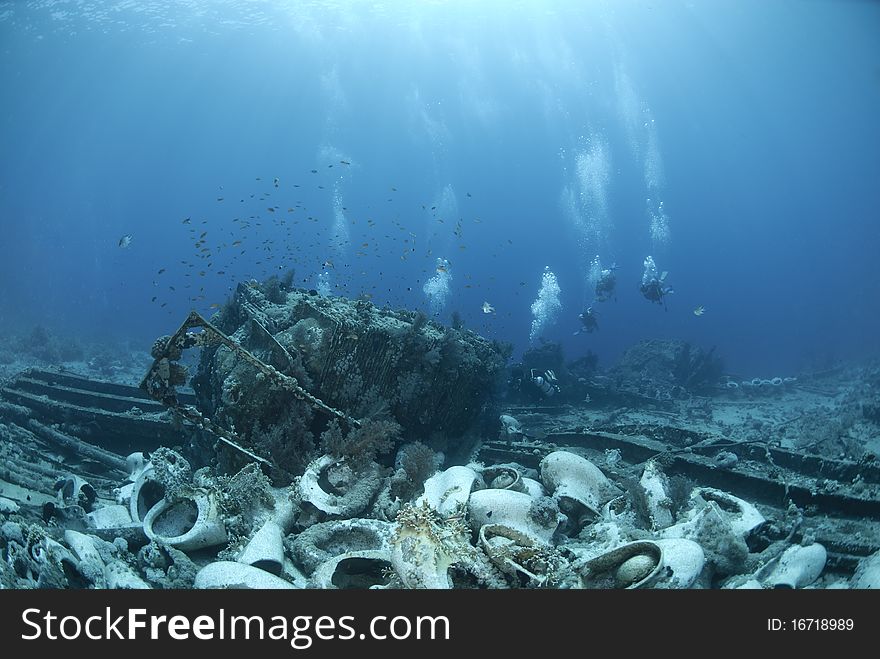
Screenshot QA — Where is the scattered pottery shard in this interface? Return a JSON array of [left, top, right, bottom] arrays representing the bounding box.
[[639, 460, 674, 530], [104, 560, 151, 589], [298, 454, 348, 514], [237, 519, 285, 575], [852, 550, 880, 589], [86, 504, 133, 530], [0, 497, 19, 514], [520, 477, 546, 499], [63, 530, 105, 579], [195, 561, 297, 589], [653, 539, 707, 589], [62, 531, 99, 563], [30, 536, 81, 585], [733, 579, 764, 589], [499, 414, 523, 436], [764, 543, 827, 589], [125, 452, 150, 482]]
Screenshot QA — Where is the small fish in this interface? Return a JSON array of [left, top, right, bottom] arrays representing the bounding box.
[[158, 268, 166, 274], [118, 234, 133, 248], [182, 217, 191, 224], [482, 302, 495, 314], [436, 264, 448, 273], [273, 177, 280, 187], [340, 160, 351, 165], [693, 305, 706, 316], [322, 260, 334, 269]]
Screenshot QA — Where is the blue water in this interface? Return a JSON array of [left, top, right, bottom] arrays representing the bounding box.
[[1, 0, 878, 378]]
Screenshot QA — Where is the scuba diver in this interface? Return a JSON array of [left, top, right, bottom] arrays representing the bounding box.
[[640, 256, 674, 309], [595, 264, 618, 302], [530, 369, 560, 398], [573, 306, 599, 335]]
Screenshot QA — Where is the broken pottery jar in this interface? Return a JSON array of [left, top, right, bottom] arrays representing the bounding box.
[[30, 536, 83, 587], [55, 475, 97, 512], [478, 464, 527, 494], [578, 539, 705, 589], [143, 490, 228, 552], [389, 504, 471, 589], [298, 454, 383, 519], [129, 464, 166, 524], [689, 487, 765, 538], [521, 477, 546, 499], [390, 520, 455, 589], [290, 518, 395, 576], [416, 465, 479, 517], [63, 529, 106, 588], [114, 452, 151, 507], [540, 451, 619, 532], [478, 523, 560, 586], [468, 488, 560, 546], [312, 549, 394, 589], [658, 499, 749, 578]]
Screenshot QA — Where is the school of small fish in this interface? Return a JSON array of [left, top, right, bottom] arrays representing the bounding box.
[[136, 163, 697, 333], [135, 162, 517, 335]]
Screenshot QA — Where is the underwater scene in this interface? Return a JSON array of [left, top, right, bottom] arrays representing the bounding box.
[[0, 0, 879, 591]]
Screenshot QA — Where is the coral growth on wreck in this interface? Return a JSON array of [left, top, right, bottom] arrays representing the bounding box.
[[189, 283, 507, 482]]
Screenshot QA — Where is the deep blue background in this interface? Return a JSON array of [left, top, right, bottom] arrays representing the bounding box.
[[1, 0, 878, 377]]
